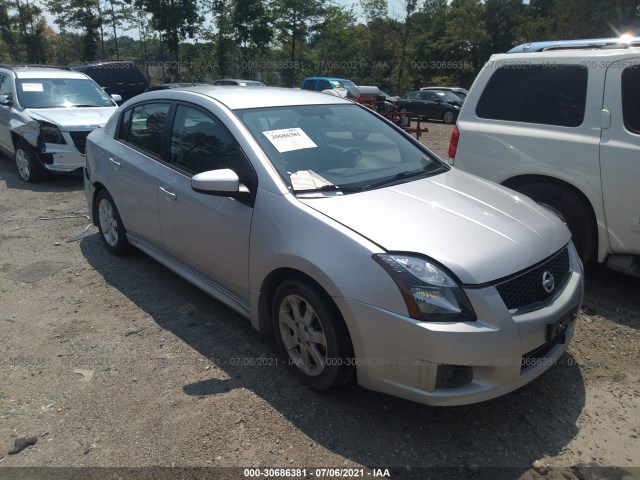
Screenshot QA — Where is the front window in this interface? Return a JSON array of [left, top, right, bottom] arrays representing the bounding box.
[[16, 78, 115, 109], [237, 104, 446, 194]]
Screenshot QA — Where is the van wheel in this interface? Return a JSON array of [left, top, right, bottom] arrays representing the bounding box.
[[272, 279, 354, 391], [517, 183, 596, 263], [15, 140, 47, 183]]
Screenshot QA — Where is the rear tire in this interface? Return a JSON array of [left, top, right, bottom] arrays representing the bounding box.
[[517, 183, 596, 263], [15, 140, 47, 183], [95, 189, 132, 255], [272, 279, 354, 392]]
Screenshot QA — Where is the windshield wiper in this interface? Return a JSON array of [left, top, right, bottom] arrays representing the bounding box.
[[364, 168, 434, 191], [71, 104, 104, 107], [293, 184, 361, 194]]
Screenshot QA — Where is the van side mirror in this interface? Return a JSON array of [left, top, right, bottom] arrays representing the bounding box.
[[0, 94, 12, 107]]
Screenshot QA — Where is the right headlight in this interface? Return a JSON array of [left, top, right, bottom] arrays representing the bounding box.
[[373, 253, 476, 322]]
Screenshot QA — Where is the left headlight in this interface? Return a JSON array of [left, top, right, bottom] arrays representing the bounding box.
[[37, 121, 66, 145], [373, 253, 476, 322]]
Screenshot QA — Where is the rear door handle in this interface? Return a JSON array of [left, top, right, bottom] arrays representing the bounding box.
[[108, 157, 121, 170], [159, 186, 177, 201]]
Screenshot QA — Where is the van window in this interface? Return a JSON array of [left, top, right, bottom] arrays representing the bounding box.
[[476, 65, 588, 127], [622, 66, 640, 135]]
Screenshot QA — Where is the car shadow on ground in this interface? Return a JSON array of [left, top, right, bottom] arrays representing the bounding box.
[[584, 262, 640, 331], [80, 234, 586, 477], [0, 155, 84, 193]]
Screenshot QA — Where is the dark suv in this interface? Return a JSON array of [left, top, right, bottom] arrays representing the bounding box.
[[69, 61, 148, 103]]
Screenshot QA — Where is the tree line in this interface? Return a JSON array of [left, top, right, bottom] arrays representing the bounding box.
[[1, 0, 639, 93]]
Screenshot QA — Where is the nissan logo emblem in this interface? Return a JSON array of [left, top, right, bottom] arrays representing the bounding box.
[[542, 271, 555, 293]]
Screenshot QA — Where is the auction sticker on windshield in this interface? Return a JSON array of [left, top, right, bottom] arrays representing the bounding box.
[[263, 128, 317, 153], [21, 83, 44, 92]]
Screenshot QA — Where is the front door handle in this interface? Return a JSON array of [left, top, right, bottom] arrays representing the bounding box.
[[108, 157, 121, 170], [159, 186, 177, 201]]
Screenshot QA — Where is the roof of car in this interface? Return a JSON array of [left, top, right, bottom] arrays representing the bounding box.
[[11, 68, 89, 80], [214, 79, 264, 84], [421, 86, 468, 92], [509, 37, 640, 53], [136, 86, 350, 110]]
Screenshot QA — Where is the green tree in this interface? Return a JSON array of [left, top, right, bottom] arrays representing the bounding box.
[[272, 0, 327, 86], [132, 0, 201, 72], [360, 0, 387, 23], [436, 0, 489, 85], [484, 0, 525, 54], [1, 1, 50, 63], [232, 0, 273, 77]]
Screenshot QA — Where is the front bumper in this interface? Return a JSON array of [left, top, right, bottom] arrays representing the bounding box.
[[335, 244, 584, 406], [40, 130, 93, 172]]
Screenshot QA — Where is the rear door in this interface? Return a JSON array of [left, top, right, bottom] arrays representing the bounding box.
[[110, 101, 170, 244], [600, 59, 640, 255]]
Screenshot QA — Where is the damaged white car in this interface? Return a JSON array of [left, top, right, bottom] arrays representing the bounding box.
[[0, 65, 119, 182]]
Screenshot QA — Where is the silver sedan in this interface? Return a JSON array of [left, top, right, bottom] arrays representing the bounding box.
[[84, 86, 584, 406]]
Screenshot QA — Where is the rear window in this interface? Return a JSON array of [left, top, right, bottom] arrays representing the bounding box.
[[476, 65, 588, 127], [622, 66, 640, 134]]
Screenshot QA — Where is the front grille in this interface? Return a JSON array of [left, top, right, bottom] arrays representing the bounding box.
[[69, 131, 91, 154], [496, 247, 570, 312]]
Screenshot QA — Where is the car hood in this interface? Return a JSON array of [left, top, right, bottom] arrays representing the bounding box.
[[299, 168, 570, 284], [25, 107, 118, 129]]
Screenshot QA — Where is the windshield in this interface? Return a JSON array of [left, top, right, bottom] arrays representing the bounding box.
[[436, 91, 463, 102], [16, 78, 115, 108], [333, 79, 356, 88], [237, 104, 446, 194]]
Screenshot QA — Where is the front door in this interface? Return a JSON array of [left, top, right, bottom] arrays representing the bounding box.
[[157, 103, 255, 303], [0, 74, 14, 152]]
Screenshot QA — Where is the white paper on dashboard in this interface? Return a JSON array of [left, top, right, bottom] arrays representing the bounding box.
[[21, 83, 44, 92], [263, 128, 317, 153]]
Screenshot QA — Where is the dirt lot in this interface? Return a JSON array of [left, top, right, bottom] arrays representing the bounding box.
[[0, 122, 639, 480]]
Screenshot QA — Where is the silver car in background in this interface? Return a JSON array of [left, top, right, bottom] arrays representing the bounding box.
[[84, 86, 583, 406], [0, 65, 119, 182]]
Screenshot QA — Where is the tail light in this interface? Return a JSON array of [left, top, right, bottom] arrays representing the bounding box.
[[447, 126, 460, 162]]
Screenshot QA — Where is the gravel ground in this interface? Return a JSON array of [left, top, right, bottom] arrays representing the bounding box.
[[0, 122, 639, 480]]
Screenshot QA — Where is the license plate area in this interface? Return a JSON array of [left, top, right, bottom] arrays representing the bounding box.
[[546, 307, 578, 342]]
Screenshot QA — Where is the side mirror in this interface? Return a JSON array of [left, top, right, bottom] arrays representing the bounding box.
[[111, 94, 123, 103], [192, 168, 243, 195], [0, 94, 12, 107]]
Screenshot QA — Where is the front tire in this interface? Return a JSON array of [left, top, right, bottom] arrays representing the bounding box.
[[272, 279, 354, 391], [442, 110, 456, 124], [15, 140, 47, 183], [517, 183, 596, 263], [95, 189, 132, 255]]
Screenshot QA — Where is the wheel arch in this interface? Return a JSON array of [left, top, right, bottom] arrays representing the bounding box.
[[502, 174, 600, 257], [256, 267, 346, 338], [90, 182, 108, 226]]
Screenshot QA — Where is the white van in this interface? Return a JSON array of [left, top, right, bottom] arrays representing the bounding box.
[[449, 37, 640, 277]]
